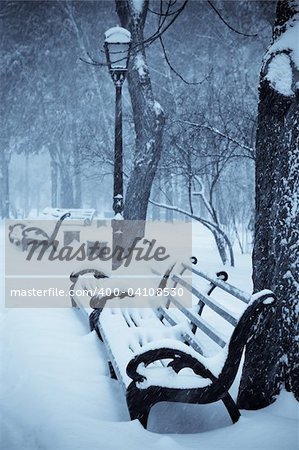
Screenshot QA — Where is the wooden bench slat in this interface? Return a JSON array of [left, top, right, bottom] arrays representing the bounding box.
[[122, 309, 137, 328], [172, 274, 238, 326], [182, 264, 251, 304], [155, 308, 211, 356], [156, 306, 179, 326], [170, 296, 227, 348], [181, 331, 205, 356]]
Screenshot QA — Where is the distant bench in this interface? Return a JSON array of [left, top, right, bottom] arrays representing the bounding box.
[[8, 212, 70, 250], [70, 262, 276, 429], [41, 208, 96, 226], [42, 208, 97, 246], [8, 208, 99, 250]]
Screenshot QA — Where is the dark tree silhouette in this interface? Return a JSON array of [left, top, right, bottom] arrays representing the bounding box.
[[238, 0, 299, 408]]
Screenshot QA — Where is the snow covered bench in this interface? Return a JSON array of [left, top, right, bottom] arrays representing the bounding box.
[[8, 212, 70, 250], [41, 208, 96, 246], [70, 263, 276, 429], [41, 207, 96, 226], [9, 208, 97, 251]]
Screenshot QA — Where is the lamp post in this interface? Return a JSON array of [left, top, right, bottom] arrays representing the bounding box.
[[104, 26, 131, 269]]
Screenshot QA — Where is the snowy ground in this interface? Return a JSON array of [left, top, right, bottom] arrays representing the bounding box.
[[0, 221, 298, 450]]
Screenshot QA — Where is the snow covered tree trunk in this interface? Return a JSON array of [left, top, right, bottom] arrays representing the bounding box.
[[238, 0, 299, 408], [212, 229, 228, 266], [116, 0, 165, 221]]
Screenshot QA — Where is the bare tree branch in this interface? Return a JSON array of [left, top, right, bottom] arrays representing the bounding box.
[[176, 119, 254, 156], [149, 198, 235, 266], [148, 2, 184, 17], [159, 35, 211, 85], [207, 1, 258, 37], [143, 0, 189, 45]]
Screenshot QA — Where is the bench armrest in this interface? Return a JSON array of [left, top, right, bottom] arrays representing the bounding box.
[[127, 291, 276, 390], [126, 346, 214, 383]]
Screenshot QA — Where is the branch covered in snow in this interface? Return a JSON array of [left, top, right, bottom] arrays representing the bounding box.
[[149, 198, 235, 266]]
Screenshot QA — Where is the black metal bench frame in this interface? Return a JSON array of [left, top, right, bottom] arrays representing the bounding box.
[[70, 263, 276, 429], [8, 212, 70, 250]]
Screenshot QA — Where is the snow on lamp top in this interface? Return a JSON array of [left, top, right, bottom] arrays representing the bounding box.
[[104, 26, 131, 43], [104, 26, 131, 71]]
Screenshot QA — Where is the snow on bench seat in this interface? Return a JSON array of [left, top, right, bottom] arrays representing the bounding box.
[[98, 307, 216, 390]]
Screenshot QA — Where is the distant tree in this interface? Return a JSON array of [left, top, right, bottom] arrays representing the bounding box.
[[0, 148, 10, 218], [0, 1, 39, 218], [238, 0, 299, 408]]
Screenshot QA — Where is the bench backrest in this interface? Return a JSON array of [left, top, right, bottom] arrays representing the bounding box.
[[42, 207, 96, 225], [156, 263, 252, 356]]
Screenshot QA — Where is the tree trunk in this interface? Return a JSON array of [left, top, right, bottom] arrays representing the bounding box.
[[116, 0, 165, 222], [238, 0, 299, 408], [24, 151, 29, 217], [60, 166, 74, 208], [0, 149, 10, 218], [165, 175, 174, 222], [51, 160, 58, 208], [212, 229, 228, 266], [73, 146, 82, 208], [151, 179, 161, 221], [188, 176, 193, 215]]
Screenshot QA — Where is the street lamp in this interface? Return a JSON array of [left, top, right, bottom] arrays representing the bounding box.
[[104, 26, 131, 269], [104, 26, 131, 217]]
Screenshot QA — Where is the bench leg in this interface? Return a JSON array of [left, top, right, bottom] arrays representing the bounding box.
[[127, 402, 150, 428], [108, 361, 117, 379], [138, 409, 150, 428], [126, 386, 154, 429], [89, 309, 103, 340], [70, 296, 77, 308], [221, 392, 241, 423]]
